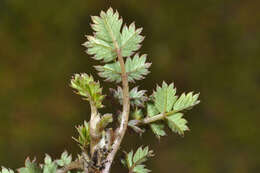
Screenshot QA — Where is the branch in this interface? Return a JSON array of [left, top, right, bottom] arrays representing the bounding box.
[[129, 110, 176, 127], [102, 43, 130, 173]]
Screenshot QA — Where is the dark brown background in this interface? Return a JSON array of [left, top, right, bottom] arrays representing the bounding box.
[[0, 0, 259, 172]]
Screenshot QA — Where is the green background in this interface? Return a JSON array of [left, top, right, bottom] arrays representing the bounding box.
[[0, 0, 259, 172]]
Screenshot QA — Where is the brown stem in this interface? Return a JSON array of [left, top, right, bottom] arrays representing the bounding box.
[[102, 45, 130, 173]]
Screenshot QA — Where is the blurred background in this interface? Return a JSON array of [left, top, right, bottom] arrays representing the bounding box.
[[0, 0, 259, 172]]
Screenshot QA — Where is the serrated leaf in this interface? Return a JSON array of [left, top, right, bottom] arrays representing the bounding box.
[[166, 113, 189, 136], [154, 82, 177, 113], [83, 8, 122, 62], [174, 92, 200, 111], [133, 164, 151, 173], [18, 158, 41, 173], [122, 146, 153, 173], [56, 151, 72, 167], [96, 113, 113, 132], [83, 36, 117, 62], [150, 123, 166, 139], [133, 146, 149, 164], [73, 121, 90, 149], [125, 54, 151, 82], [95, 62, 121, 83], [111, 86, 148, 107], [70, 73, 105, 108], [121, 23, 144, 57], [95, 54, 151, 83], [126, 151, 133, 168], [147, 103, 159, 117]]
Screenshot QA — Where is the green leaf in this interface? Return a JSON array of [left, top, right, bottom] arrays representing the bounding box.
[[73, 121, 90, 149], [121, 23, 144, 57], [111, 86, 148, 107], [43, 155, 57, 173], [133, 165, 151, 173], [95, 54, 151, 83], [70, 73, 105, 108], [96, 113, 113, 132], [56, 151, 72, 167], [1, 167, 14, 173], [174, 92, 200, 111], [150, 123, 166, 139], [18, 158, 41, 173], [154, 82, 177, 113], [95, 62, 121, 83], [166, 113, 189, 136], [126, 151, 133, 168], [125, 54, 151, 82], [122, 146, 153, 173], [147, 103, 159, 117], [146, 104, 166, 138], [83, 8, 122, 62]]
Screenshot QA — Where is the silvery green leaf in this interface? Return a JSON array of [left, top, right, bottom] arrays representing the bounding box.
[[150, 123, 166, 139], [18, 158, 42, 173], [147, 103, 159, 117], [173, 92, 200, 111], [95, 54, 150, 83], [111, 86, 148, 107], [56, 151, 72, 167], [154, 82, 177, 113], [166, 113, 189, 136], [125, 54, 151, 82], [95, 62, 121, 83], [121, 23, 144, 57], [83, 8, 122, 62]]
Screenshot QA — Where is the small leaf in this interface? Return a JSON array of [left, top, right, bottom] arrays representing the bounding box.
[[133, 164, 151, 173], [126, 151, 133, 168], [131, 109, 144, 120], [154, 82, 177, 113], [173, 92, 200, 111], [83, 8, 122, 62], [111, 86, 148, 107], [147, 103, 159, 117], [121, 23, 144, 57], [18, 158, 41, 173], [95, 54, 151, 83], [95, 62, 121, 83], [96, 113, 113, 132], [150, 123, 166, 139], [70, 73, 105, 108], [166, 113, 189, 136], [73, 121, 91, 149], [125, 54, 151, 82]]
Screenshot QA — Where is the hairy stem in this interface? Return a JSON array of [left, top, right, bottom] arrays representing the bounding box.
[[102, 45, 130, 173]]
